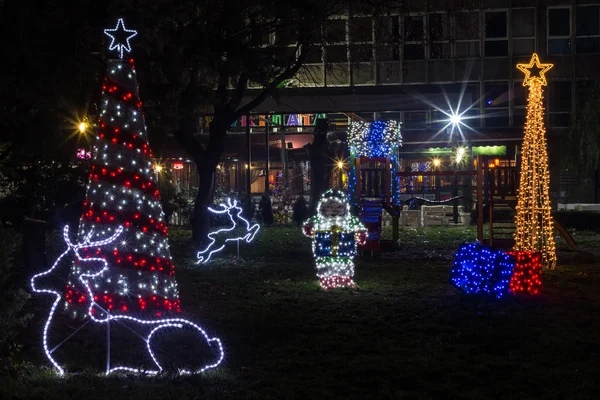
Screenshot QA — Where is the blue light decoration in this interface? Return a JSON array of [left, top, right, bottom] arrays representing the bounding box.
[[348, 120, 402, 158], [347, 152, 358, 209], [450, 242, 516, 299], [104, 18, 138, 59]]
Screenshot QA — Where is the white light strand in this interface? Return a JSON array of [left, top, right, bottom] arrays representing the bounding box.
[[196, 198, 260, 264], [31, 225, 224, 376], [303, 190, 367, 289], [104, 18, 138, 59]]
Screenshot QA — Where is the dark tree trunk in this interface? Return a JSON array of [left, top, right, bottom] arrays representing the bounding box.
[[190, 115, 230, 246], [192, 164, 215, 245], [305, 119, 337, 216], [23, 217, 47, 277]]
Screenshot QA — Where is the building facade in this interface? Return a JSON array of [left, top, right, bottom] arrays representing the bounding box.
[[160, 0, 600, 206]]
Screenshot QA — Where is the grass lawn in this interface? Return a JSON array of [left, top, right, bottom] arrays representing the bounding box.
[[6, 226, 599, 400]]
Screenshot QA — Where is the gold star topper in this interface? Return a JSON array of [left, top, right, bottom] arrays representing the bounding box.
[[517, 53, 553, 87]]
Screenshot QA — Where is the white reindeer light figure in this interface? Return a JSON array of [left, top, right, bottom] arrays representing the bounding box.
[[31, 225, 224, 376], [197, 198, 260, 264]]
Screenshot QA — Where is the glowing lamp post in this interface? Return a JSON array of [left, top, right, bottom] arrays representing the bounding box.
[[448, 114, 463, 224]]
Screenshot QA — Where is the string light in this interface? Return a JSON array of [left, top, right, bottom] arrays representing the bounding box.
[[506, 251, 543, 295], [513, 53, 557, 269], [31, 226, 224, 376], [197, 198, 260, 264], [65, 53, 181, 317], [104, 18, 138, 59], [348, 120, 402, 158], [450, 243, 515, 299], [303, 190, 367, 289]]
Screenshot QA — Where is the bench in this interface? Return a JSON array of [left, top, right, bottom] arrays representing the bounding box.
[[421, 205, 454, 226]]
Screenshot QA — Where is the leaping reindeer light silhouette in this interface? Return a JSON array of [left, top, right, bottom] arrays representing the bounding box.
[[196, 198, 260, 264], [31, 225, 224, 376]]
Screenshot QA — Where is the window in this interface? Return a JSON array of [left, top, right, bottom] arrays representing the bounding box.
[[350, 17, 373, 62], [374, 16, 400, 61], [513, 82, 527, 107], [484, 82, 509, 126], [576, 80, 596, 107], [404, 15, 425, 60], [549, 80, 572, 127], [455, 11, 480, 57], [403, 111, 427, 129], [350, 17, 372, 43], [576, 5, 600, 53], [326, 45, 347, 63], [325, 18, 348, 64], [512, 8, 535, 56], [327, 19, 347, 43], [513, 81, 527, 126], [548, 7, 571, 55], [485, 11, 508, 57], [429, 13, 450, 59]]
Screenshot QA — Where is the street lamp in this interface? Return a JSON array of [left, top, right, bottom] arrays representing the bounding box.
[[447, 113, 465, 225], [450, 114, 461, 126], [78, 121, 88, 134]]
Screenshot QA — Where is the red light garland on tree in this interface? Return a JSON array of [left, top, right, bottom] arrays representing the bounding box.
[[65, 56, 181, 319]]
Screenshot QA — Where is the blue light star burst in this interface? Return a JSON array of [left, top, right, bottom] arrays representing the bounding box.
[[104, 18, 138, 59]]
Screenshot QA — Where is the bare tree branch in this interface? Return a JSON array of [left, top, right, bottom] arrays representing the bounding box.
[[229, 72, 249, 110], [237, 44, 310, 116]]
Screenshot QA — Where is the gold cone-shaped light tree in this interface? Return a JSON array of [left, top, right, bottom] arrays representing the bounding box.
[[513, 53, 557, 269]]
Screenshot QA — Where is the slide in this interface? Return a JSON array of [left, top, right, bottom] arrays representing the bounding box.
[[554, 219, 577, 250]]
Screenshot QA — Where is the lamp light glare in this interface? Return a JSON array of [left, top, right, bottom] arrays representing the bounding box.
[[79, 122, 88, 133], [455, 146, 466, 163], [450, 114, 461, 125], [433, 158, 441, 167]]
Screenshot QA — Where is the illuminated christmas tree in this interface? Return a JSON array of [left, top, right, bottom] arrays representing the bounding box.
[[513, 54, 557, 269], [65, 19, 181, 318]]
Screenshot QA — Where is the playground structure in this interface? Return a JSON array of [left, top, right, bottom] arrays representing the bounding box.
[[347, 120, 402, 252], [346, 139, 575, 252]]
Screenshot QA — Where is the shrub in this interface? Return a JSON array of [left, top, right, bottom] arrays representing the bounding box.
[[552, 210, 600, 232], [292, 196, 308, 226], [0, 226, 32, 376], [240, 194, 255, 221], [259, 193, 274, 225]]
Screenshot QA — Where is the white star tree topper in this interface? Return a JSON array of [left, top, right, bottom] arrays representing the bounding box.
[[104, 18, 138, 59]]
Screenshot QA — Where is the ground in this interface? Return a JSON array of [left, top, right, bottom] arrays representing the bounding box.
[[6, 226, 600, 400]]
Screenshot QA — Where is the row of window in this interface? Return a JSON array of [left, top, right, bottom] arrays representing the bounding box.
[[345, 79, 591, 129], [548, 5, 600, 54], [290, 5, 600, 63]]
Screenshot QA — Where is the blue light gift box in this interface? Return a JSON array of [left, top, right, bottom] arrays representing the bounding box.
[[450, 242, 515, 299]]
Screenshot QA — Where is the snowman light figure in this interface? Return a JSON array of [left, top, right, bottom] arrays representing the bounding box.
[[303, 190, 367, 289]]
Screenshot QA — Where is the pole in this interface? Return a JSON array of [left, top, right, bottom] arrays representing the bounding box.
[[280, 127, 287, 186], [453, 170, 459, 224], [237, 238, 240, 258], [265, 123, 270, 193], [477, 156, 484, 242], [246, 114, 251, 195], [106, 311, 110, 374], [452, 134, 459, 224]]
